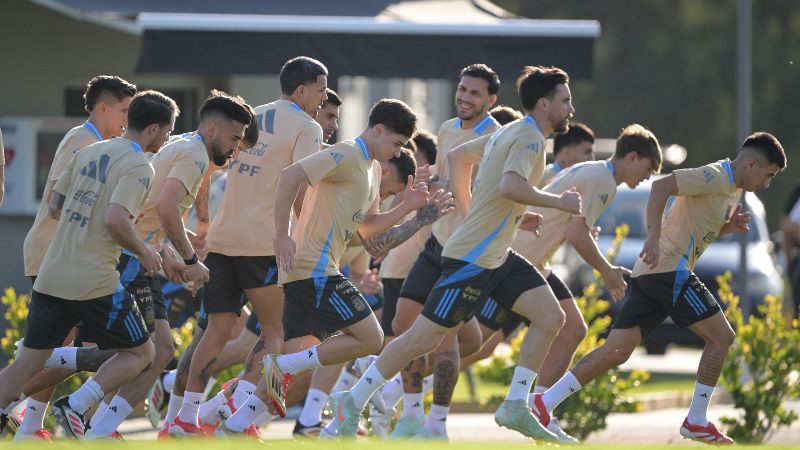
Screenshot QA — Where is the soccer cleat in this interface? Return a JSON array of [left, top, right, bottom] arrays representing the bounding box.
[[157, 425, 171, 440], [389, 415, 424, 439], [168, 416, 205, 437], [200, 419, 218, 435], [369, 404, 395, 438], [412, 426, 449, 442], [529, 392, 551, 427], [245, 424, 261, 439], [680, 418, 735, 445], [547, 417, 579, 444], [12, 429, 54, 442], [495, 399, 558, 442], [262, 354, 293, 418], [332, 391, 362, 438], [293, 420, 325, 438], [0, 412, 21, 435], [51, 396, 87, 439], [145, 375, 166, 429], [214, 420, 244, 437]]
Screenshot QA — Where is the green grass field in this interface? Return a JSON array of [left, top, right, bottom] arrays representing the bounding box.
[[4, 440, 798, 449]]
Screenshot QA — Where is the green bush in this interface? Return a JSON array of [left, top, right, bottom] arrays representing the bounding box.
[[474, 225, 648, 440], [717, 272, 800, 443]]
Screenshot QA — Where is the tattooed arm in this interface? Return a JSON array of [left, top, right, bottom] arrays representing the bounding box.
[[193, 172, 211, 235], [361, 189, 453, 258], [157, 178, 209, 285], [47, 191, 66, 220]]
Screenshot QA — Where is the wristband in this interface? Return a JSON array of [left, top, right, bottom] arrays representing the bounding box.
[[183, 253, 199, 265]]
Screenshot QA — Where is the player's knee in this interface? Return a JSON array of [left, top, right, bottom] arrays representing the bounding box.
[[155, 339, 176, 368], [714, 326, 736, 349], [539, 306, 566, 336], [134, 340, 156, 372], [458, 331, 482, 357], [361, 327, 385, 355], [561, 318, 588, 345], [392, 316, 412, 336], [475, 342, 496, 360]]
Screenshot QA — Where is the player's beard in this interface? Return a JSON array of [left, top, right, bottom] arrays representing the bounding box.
[[457, 99, 488, 122], [210, 141, 229, 166], [552, 113, 570, 134]]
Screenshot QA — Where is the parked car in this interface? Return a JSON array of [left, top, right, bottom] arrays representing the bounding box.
[[561, 178, 783, 354]]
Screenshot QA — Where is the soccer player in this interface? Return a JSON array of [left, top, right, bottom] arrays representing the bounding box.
[[169, 56, 328, 436], [12, 75, 136, 440], [332, 66, 580, 442], [489, 105, 523, 125], [215, 99, 449, 435], [83, 90, 255, 439], [317, 88, 341, 146], [385, 64, 502, 439], [532, 132, 786, 446], [0, 90, 178, 439], [540, 121, 595, 186], [475, 124, 661, 442]]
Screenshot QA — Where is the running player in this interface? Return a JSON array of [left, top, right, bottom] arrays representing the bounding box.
[[0, 91, 178, 440], [540, 121, 595, 186], [83, 90, 254, 438], [475, 123, 661, 442], [532, 132, 786, 445], [387, 64, 502, 439], [169, 56, 328, 436], [333, 66, 580, 442]]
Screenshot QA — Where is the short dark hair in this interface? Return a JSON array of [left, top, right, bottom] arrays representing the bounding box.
[[199, 89, 255, 127], [388, 147, 417, 187], [368, 99, 417, 138], [83, 75, 137, 113], [742, 132, 786, 169], [322, 88, 341, 107], [242, 113, 260, 148], [489, 105, 523, 126], [280, 56, 328, 95], [127, 90, 179, 131], [517, 66, 569, 111], [413, 129, 437, 166], [614, 124, 662, 172], [460, 64, 500, 96], [554, 121, 595, 155]]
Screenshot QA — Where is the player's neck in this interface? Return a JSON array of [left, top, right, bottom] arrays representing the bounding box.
[[357, 132, 375, 160], [528, 110, 553, 136], [729, 158, 744, 188], [609, 158, 624, 185], [121, 129, 149, 153], [86, 114, 110, 139], [459, 111, 489, 130], [553, 155, 570, 170], [281, 94, 312, 117]]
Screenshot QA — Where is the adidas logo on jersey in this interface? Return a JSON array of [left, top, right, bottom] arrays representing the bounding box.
[[79, 154, 110, 184], [598, 193, 609, 205], [703, 170, 714, 183], [330, 152, 345, 165]]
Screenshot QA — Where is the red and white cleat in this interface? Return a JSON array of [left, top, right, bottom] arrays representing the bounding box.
[[13, 429, 53, 442], [530, 393, 551, 427], [680, 418, 735, 445], [168, 416, 205, 437], [262, 354, 294, 417], [157, 425, 171, 440]]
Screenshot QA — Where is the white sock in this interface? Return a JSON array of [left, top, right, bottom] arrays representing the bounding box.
[[89, 400, 110, 429], [254, 410, 273, 427], [225, 394, 266, 432], [506, 366, 536, 402], [401, 393, 424, 419], [298, 388, 327, 426], [89, 396, 133, 436], [528, 385, 547, 408], [3, 395, 27, 415], [422, 374, 434, 396], [232, 380, 256, 409], [541, 371, 582, 411], [381, 374, 403, 408], [162, 370, 176, 393], [199, 390, 227, 425], [333, 370, 358, 393], [44, 347, 78, 370], [277, 346, 322, 375], [424, 404, 449, 434], [69, 378, 104, 414], [18, 399, 47, 435], [686, 382, 714, 426], [10, 398, 27, 417], [202, 376, 217, 401], [533, 385, 547, 394], [164, 394, 183, 426], [177, 391, 203, 425], [349, 364, 388, 410]]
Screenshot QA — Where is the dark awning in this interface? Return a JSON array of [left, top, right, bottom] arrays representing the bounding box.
[[33, 0, 600, 80]]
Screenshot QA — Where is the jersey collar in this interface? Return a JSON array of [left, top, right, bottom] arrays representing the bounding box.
[[83, 121, 103, 141], [355, 137, 370, 160]]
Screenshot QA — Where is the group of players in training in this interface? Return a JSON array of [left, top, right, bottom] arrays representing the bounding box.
[[0, 55, 787, 445]]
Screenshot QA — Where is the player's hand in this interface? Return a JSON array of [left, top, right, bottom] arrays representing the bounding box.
[[183, 260, 210, 290], [274, 235, 297, 273], [189, 232, 209, 261], [640, 235, 660, 269], [401, 175, 431, 212], [358, 269, 381, 295], [519, 212, 543, 236], [591, 226, 601, 241], [162, 252, 189, 283], [602, 265, 632, 302], [138, 245, 163, 277], [415, 164, 433, 184], [722, 203, 750, 235], [558, 187, 582, 215]]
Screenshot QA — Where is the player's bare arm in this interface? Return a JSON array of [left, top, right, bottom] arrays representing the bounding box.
[[641, 173, 677, 268]]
